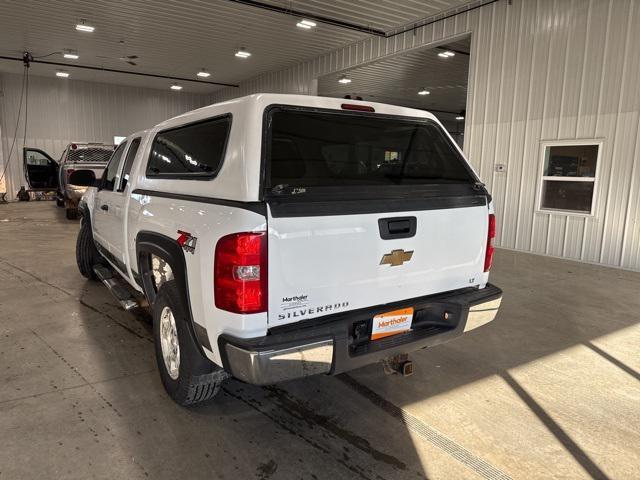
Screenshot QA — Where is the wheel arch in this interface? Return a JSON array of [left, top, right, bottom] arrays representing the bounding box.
[[78, 199, 90, 224], [135, 230, 212, 354]]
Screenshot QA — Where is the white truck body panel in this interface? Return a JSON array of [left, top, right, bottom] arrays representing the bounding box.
[[267, 205, 490, 327], [126, 194, 267, 365]]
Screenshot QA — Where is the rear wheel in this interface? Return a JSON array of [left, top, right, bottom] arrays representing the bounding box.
[[56, 197, 64, 207], [76, 220, 101, 280], [153, 280, 225, 406]]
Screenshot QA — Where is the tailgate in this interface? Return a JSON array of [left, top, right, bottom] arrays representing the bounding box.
[[267, 201, 488, 327], [64, 162, 107, 177]]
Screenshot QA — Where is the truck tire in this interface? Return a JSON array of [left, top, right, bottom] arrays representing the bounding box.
[[66, 208, 79, 220], [76, 220, 101, 280], [56, 197, 65, 207], [153, 280, 225, 406]]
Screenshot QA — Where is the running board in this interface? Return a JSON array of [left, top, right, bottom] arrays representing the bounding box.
[[93, 265, 146, 311]]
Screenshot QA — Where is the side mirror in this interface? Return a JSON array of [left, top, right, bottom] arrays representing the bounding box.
[[68, 169, 98, 187]]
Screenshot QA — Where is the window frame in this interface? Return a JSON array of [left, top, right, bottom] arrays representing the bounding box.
[[535, 139, 603, 217], [145, 113, 233, 180], [118, 137, 141, 192], [100, 140, 128, 192]]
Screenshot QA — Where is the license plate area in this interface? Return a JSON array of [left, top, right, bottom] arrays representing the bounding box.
[[371, 307, 414, 340]]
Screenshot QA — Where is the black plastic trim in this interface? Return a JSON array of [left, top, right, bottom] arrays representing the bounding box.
[[194, 323, 212, 351], [378, 216, 417, 239], [131, 189, 267, 215], [145, 114, 232, 181], [94, 241, 128, 275], [267, 194, 486, 218], [135, 231, 209, 358]]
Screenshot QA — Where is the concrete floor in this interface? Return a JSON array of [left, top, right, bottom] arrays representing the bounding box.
[[1, 201, 639, 480]]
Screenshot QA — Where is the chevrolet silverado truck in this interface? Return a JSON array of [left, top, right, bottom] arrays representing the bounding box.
[[70, 94, 502, 406]]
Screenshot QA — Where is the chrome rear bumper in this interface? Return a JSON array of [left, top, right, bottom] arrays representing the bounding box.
[[221, 284, 502, 385], [464, 297, 502, 332], [225, 340, 333, 385]]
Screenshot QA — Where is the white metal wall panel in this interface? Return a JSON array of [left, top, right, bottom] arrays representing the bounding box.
[[0, 73, 214, 199], [211, 0, 640, 270]]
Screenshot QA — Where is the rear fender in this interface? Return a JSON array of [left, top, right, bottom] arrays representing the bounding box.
[[135, 231, 212, 354]]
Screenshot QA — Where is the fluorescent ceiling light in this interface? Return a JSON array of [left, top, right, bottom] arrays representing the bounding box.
[[297, 19, 316, 29], [197, 70, 211, 78], [170, 84, 183, 91], [75, 23, 95, 32], [235, 49, 251, 58], [456, 115, 465, 120], [338, 75, 351, 84], [56, 71, 70, 78], [418, 88, 430, 95], [63, 51, 79, 60], [438, 51, 455, 58]]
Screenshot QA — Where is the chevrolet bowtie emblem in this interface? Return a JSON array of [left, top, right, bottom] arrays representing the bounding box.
[[380, 249, 414, 267]]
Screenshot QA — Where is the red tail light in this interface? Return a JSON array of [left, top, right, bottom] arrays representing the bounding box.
[[484, 214, 496, 272], [214, 232, 267, 314]]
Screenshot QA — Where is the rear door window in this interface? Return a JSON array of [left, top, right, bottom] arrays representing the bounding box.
[[265, 108, 474, 190], [119, 137, 141, 191], [102, 141, 127, 191], [146, 115, 231, 178]]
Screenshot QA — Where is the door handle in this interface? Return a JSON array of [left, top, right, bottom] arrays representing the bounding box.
[[100, 204, 109, 211], [378, 216, 417, 239]]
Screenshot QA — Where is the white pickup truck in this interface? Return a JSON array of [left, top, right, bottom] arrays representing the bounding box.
[[71, 94, 502, 406]]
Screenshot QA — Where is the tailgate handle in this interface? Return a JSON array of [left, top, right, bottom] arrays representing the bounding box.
[[378, 217, 417, 239]]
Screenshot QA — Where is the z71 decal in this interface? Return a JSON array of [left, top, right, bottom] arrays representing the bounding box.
[[176, 230, 197, 254]]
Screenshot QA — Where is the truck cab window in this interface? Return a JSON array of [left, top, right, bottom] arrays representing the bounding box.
[[119, 137, 141, 191], [102, 141, 128, 191]]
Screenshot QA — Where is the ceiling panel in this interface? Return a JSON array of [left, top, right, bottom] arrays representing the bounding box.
[[318, 37, 470, 116], [258, 0, 475, 31], [0, 0, 475, 93]]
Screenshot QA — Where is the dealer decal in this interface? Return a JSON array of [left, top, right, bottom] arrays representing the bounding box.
[[176, 230, 197, 254]]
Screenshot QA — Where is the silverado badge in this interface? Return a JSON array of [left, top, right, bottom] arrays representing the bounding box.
[[380, 249, 414, 267]]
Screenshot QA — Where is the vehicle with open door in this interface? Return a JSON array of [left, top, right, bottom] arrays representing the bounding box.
[[24, 143, 114, 219], [70, 94, 502, 406]]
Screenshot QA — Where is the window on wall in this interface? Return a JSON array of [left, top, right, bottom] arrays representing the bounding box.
[[538, 142, 600, 215]]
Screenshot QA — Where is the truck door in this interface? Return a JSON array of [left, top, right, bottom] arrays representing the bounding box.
[[23, 148, 58, 190], [93, 141, 128, 268], [108, 137, 141, 265]]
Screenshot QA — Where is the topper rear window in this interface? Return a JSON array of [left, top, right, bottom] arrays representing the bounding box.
[[264, 107, 475, 191]]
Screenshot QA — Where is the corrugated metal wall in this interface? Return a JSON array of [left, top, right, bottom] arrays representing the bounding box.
[[212, 0, 640, 271], [0, 73, 214, 199]]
